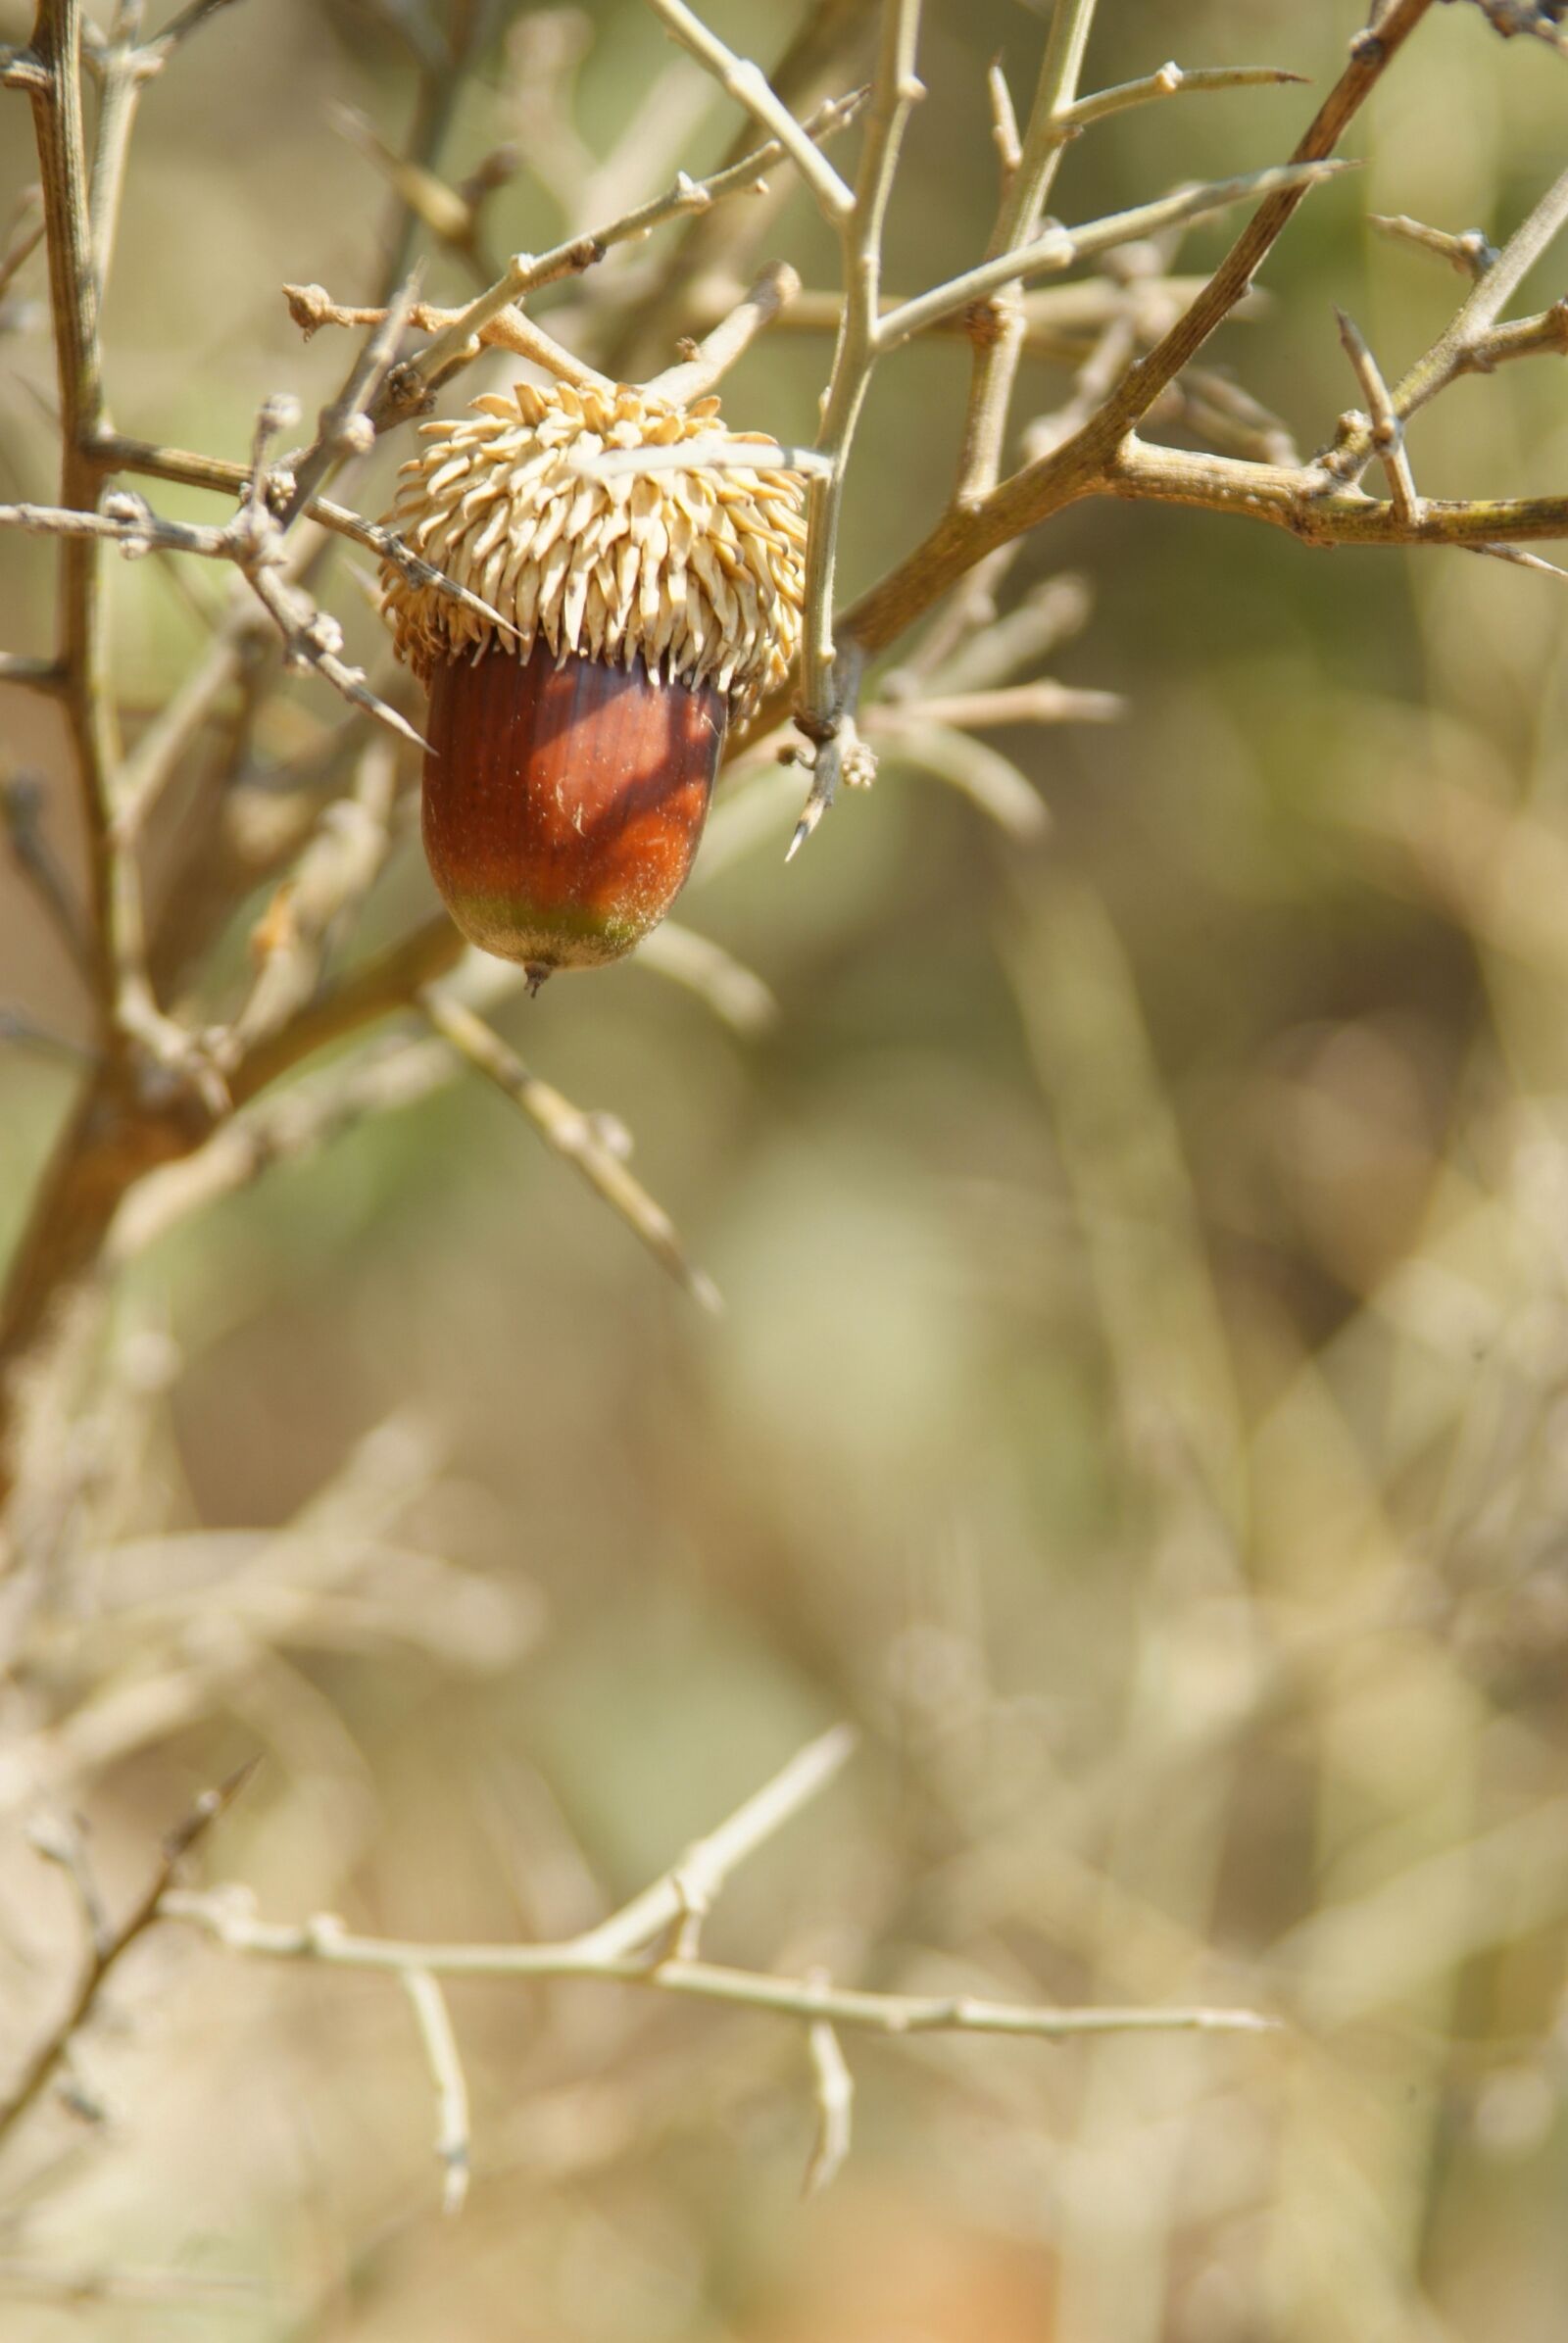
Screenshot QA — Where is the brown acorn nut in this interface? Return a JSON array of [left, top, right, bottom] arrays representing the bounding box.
[[378, 379, 805, 983]]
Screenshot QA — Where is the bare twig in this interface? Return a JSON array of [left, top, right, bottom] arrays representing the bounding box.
[[1336, 308, 1420, 522], [1369, 208, 1498, 279], [789, 0, 925, 854], [24, 0, 119, 1011], [640, 0, 857, 222], [1, 771, 94, 979], [219, 739, 400, 1060], [315, 85, 868, 423], [573, 435, 832, 483], [1056, 62, 1307, 132], [875, 682, 1123, 730], [803, 2001, 854, 2195], [401, 1968, 470, 2216], [159, 1900, 1287, 2037], [633, 921, 779, 1036], [0, 1763, 255, 2146], [1323, 162, 1568, 482], [276, 274, 420, 528], [417, 989, 722, 1314], [569, 1724, 858, 1963], [0, 2261, 265, 2309], [869, 720, 1051, 840], [0, 186, 45, 303], [96, 431, 520, 647], [643, 258, 802, 404], [875, 162, 1350, 355], [155, 1720, 1270, 2212], [955, 0, 1100, 509], [803, 0, 1442, 679], [1102, 435, 1568, 549], [0, 654, 62, 690]]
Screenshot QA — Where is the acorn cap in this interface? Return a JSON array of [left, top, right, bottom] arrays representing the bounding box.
[[378, 379, 806, 719]]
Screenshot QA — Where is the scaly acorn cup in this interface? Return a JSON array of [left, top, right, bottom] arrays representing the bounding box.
[[378, 379, 806, 986]]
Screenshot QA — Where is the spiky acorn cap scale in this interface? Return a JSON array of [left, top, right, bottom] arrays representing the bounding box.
[[378, 379, 806, 719]]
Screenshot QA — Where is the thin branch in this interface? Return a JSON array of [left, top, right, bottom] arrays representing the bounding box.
[[1369, 209, 1498, 279], [105, 1030, 457, 1264], [574, 435, 832, 483], [330, 101, 499, 284], [0, 491, 265, 558], [686, 271, 1267, 357], [1324, 161, 1568, 481], [987, 58, 1021, 186], [1103, 434, 1568, 549], [954, 0, 1100, 509], [163, 1899, 1287, 2037], [277, 274, 420, 529], [0, 187, 45, 303], [569, 1724, 858, 1963], [803, 2004, 854, 2195], [85, 4, 157, 298], [0, 654, 62, 691], [632, 921, 779, 1036], [143, 0, 248, 57], [1077, 0, 1437, 440], [642, 257, 802, 404], [95, 431, 520, 647], [25, 0, 119, 1013], [1057, 62, 1307, 131], [1458, 0, 1568, 50], [1, 771, 95, 980], [0, 1763, 255, 2146], [158, 1726, 1274, 2061], [224, 916, 466, 1105], [27, 1809, 112, 1958], [1469, 301, 1568, 369], [218, 739, 400, 1062], [110, 594, 268, 849], [869, 720, 1051, 841], [345, 83, 868, 421], [890, 568, 1094, 696], [875, 161, 1349, 355], [0, 2262, 265, 2309], [808, 0, 1439, 679], [417, 989, 722, 1315], [789, 0, 924, 854], [1336, 307, 1420, 522], [234, 553, 427, 754], [873, 680, 1123, 730], [401, 1968, 470, 2216], [640, 0, 856, 222], [601, 5, 874, 379]]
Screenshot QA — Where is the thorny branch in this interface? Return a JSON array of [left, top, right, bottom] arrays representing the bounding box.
[[153, 1728, 1273, 2209], [0, 1763, 255, 2146]]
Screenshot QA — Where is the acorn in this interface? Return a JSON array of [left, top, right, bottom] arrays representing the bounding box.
[[379, 378, 805, 986]]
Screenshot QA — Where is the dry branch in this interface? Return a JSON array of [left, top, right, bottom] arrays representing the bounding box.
[[151, 1727, 1271, 2197], [0, 1763, 255, 2146]]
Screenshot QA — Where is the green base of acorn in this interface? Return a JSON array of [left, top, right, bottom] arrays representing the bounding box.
[[433, 887, 649, 972], [422, 640, 726, 973]]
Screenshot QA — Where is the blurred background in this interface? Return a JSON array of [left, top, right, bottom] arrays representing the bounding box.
[[3, 1, 1568, 2336]]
